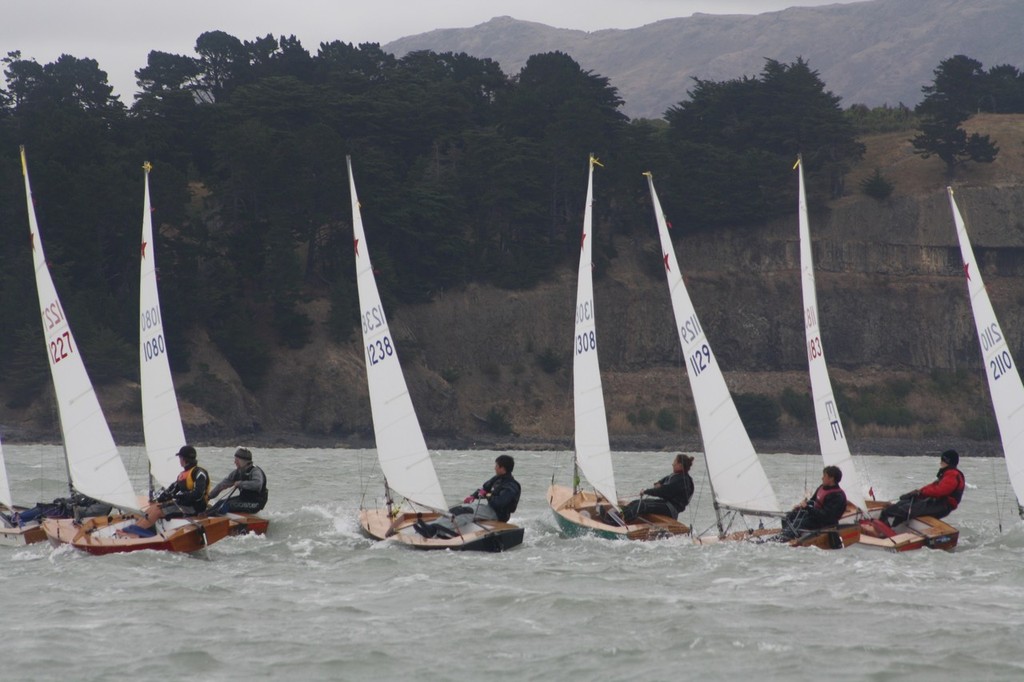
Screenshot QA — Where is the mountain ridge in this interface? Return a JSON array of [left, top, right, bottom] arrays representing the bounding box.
[[384, 0, 1024, 119]]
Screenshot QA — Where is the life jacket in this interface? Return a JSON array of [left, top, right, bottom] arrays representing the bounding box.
[[176, 465, 210, 504], [813, 485, 843, 509], [237, 464, 269, 504], [945, 468, 966, 509]]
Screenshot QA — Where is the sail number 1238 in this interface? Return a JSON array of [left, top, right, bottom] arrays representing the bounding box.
[[367, 336, 394, 366]]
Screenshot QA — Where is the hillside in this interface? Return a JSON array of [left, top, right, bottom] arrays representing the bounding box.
[[384, 0, 1024, 119], [8, 114, 1022, 455]]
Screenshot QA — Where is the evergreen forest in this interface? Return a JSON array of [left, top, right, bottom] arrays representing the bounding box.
[[0, 34, 1018, 406]]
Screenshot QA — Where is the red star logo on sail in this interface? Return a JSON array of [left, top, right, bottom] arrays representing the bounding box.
[[580, 232, 587, 250], [353, 238, 360, 256], [963, 262, 971, 281], [663, 253, 671, 272], [141, 240, 148, 259]]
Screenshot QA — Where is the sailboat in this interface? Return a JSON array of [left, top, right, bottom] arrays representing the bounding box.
[[794, 157, 954, 551], [948, 186, 1024, 521], [349, 157, 523, 551], [644, 171, 857, 549], [19, 149, 229, 555], [0, 437, 48, 546], [548, 156, 689, 540], [138, 162, 267, 537]]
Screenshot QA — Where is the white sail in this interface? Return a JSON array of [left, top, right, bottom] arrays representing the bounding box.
[[644, 173, 779, 515], [572, 156, 617, 506], [796, 158, 868, 511], [139, 162, 186, 489], [348, 157, 447, 511], [20, 148, 140, 513], [948, 187, 1024, 511], [0, 437, 12, 509]]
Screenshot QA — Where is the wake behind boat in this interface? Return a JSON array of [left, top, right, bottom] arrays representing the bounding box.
[[349, 156, 522, 552], [548, 156, 689, 541]]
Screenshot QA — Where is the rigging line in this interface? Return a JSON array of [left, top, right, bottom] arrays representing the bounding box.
[[989, 453, 1005, 533]]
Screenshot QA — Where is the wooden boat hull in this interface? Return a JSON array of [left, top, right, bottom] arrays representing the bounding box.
[[42, 515, 232, 555], [0, 506, 47, 546], [847, 500, 959, 552], [857, 515, 959, 552], [547, 485, 690, 541], [225, 512, 270, 536], [0, 523, 47, 547], [359, 508, 524, 552], [694, 524, 858, 549]]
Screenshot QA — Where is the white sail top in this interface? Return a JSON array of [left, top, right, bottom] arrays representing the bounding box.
[[140, 163, 187, 489], [0, 437, 12, 509], [948, 187, 1024, 508], [644, 173, 779, 515], [348, 157, 447, 512], [796, 159, 868, 511], [572, 156, 618, 505], [20, 148, 140, 513]]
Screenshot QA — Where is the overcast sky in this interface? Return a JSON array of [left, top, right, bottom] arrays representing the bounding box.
[[4, 0, 860, 101]]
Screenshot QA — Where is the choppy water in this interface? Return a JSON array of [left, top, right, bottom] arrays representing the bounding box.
[[2, 445, 1023, 682]]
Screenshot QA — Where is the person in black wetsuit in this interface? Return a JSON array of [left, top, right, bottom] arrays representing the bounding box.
[[414, 454, 521, 539], [620, 453, 695, 523]]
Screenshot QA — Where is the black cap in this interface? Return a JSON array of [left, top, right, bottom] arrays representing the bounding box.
[[176, 445, 197, 463], [940, 449, 959, 468]]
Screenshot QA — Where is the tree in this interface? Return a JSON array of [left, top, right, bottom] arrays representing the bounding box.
[[665, 57, 863, 226], [918, 55, 986, 118], [912, 55, 999, 177]]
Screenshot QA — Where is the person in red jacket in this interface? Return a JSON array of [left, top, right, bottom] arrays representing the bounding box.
[[880, 449, 965, 528]]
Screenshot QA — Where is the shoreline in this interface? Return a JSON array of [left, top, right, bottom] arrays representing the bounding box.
[[3, 429, 1000, 457]]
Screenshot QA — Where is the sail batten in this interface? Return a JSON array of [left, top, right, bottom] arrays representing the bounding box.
[[645, 174, 779, 518], [348, 157, 447, 512], [796, 158, 869, 510], [21, 148, 140, 514]]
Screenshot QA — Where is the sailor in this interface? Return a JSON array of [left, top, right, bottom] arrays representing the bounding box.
[[208, 447, 269, 514], [780, 465, 847, 539], [620, 453, 695, 523], [118, 445, 210, 537], [880, 449, 965, 528], [414, 454, 521, 539]]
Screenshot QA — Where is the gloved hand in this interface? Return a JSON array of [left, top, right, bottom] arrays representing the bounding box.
[[899, 490, 918, 501], [464, 488, 487, 503]]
